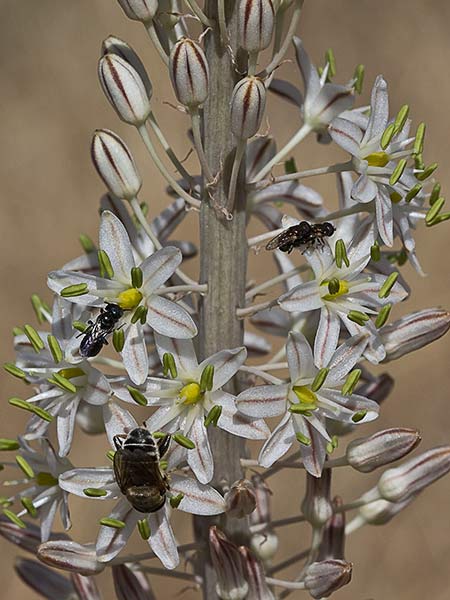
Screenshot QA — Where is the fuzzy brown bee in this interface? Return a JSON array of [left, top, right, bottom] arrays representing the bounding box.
[[113, 428, 170, 513], [266, 221, 336, 254]]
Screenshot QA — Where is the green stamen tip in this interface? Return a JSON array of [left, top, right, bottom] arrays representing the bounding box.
[[200, 365, 215, 392], [162, 353, 178, 379], [429, 183, 441, 206], [325, 48, 336, 77], [15, 455, 35, 479], [352, 410, 367, 423], [284, 157, 297, 175], [295, 432, 311, 446], [79, 233, 95, 254], [152, 431, 168, 439], [97, 250, 114, 279], [72, 320, 88, 333], [83, 488, 108, 497], [414, 153, 425, 170], [9, 397, 53, 423], [0, 497, 13, 507], [13, 327, 24, 337], [106, 450, 116, 461], [353, 64, 364, 94], [327, 278, 340, 296], [4, 363, 27, 380], [131, 305, 147, 325], [21, 497, 37, 518], [159, 460, 168, 471], [375, 304, 392, 329], [23, 324, 45, 353], [47, 335, 63, 364], [335, 239, 350, 269], [389, 158, 407, 186], [393, 104, 409, 134], [381, 123, 395, 150], [131, 266, 143, 289], [170, 493, 184, 509], [0, 439, 20, 451], [99, 517, 126, 529], [425, 197, 445, 225], [48, 373, 77, 394], [3, 509, 26, 529], [342, 369, 362, 396], [416, 162, 438, 182], [127, 385, 147, 406], [311, 368, 329, 392], [378, 272, 399, 298], [426, 211, 450, 227], [140, 202, 149, 218], [370, 243, 381, 262], [137, 518, 151, 540], [205, 405, 222, 427], [30, 294, 45, 325], [405, 183, 422, 202], [413, 122, 426, 156], [113, 328, 125, 353], [60, 283, 89, 298], [173, 433, 195, 450], [35, 472, 58, 486], [347, 311, 370, 326]]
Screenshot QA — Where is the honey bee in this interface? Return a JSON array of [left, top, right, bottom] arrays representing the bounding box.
[[113, 428, 170, 513], [266, 221, 336, 254]]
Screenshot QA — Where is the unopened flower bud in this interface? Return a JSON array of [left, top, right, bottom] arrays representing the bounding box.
[[209, 526, 249, 600], [239, 547, 275, 600], [249, 475, 278, 562], [305, 559, 352, 599], [231, 77, 266, 139], [99, 54, 151, 126], [355, 373, 394, 405], [301, 470, 333, 527], [91, 129, 142, 200], [169, 38, 209, 108], [238, 0, 275, 53], [113, 564, 155, 600], [377, 446, 450, 502], [117, 0, 158, 23], [318, 496, 345, 561], [102, 35, 153, 97], [70, 572, 101, 600], [357, 494, 416, 526], [250, 475, 272, 526], [0, 517, 70, 554], [38, 540, 105, 575], [381, 308, 450, 361], [225, 479, 257, 518], [15, 558, 75, 600], [346, 428, 421, 473]]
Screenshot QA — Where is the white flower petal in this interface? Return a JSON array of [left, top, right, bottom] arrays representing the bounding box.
[[148, 506, 179, 570], [84, 369, 111, 405], [326, 333, 369, 384], [246, 137, 276, 181], [214, 391, 270, 440], [329, 117, 363, 157], [253, 182, 323, 216], [59, 468, 119, 500], [145, 406, 181, 433], [269, 78, 303, 107], [153, 333, 198, 377], [351, 173, 378, 203], [314, 307, 341, 368], [99, 211, 136, 285], [243, 331, 272, 357], [375, 188, 394, 246], [199, 347, 247, 391], [251, 307, 292, 337], [362, 75, 389, 144], [236, 384, 288, 418], [121, 322, 149, 385], [186, 415, 214, 484], [294, 418, 327, 477], [39, 497, 59, 543], [293, 37, 320, 98], [96, 500, 138, 563], [146, 295, 197, 338], [170, 475, 226, 515], [278, 281, 323, 313], [318, 389, 379, 423], [47, 271, 123, 306], [103, 402, 138, 448], [311, 84, 354, 127], [258, 413, 295, 468], [287, 331, 315, 380], [141, 246, 182, 293], [57, 398, 80, 457]]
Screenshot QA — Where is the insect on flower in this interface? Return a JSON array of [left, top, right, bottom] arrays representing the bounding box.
[[266, 221, 336, 254], [113, 427, 171, 513], [79, 303, 124, 358]]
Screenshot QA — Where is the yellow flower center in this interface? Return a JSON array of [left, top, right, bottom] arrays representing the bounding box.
[[117, 288, 143, 310], [364, 151, 390, 167], [321, 279, 349, 301], [180, 382, 202, 405], [58, 368, 84, 379], [292, 385, 318, 408], [35, 472, 58, 487]]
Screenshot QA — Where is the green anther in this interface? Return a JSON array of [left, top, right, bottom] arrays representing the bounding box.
[[159, 460, 168, 471], [4, 363, 26, 380], [414, 153, 425, 170], [131, 305, 147, 325], [375, 304, 392, 329], [429, 183, 441, 206], [173, 433, 195, 450], [47, 335, 63, 364], [140, 202, 149, 218], [335, 239, 350, 269], [13, 327, 24, 336], [353, 64, 364, 94], [139, 307, 148, 325], [21, 497, 37, 518], [370, 243, 381, 262], [413, 122, 426, 155], [113, 329, 125, 353], [342, 369, 362, 396], [347, 311, 370, 326], [199, 365, 215, 392], [0, 438, 20, 451], [295, 432, 311, 446], [327, 278, 340, 295], [0, 497, 13, 507], [416, 162, 438, 182], [98, 250, 114, 279], [170, 493, 184, 509], [405, 183, 422, 202], [8, 398, 53, 423], [381, 123, 395, 150], [99, 518, 126, 529], [23, 324, 44, 353], [31, 294, 45, 324], [162, 353, 177, 379], [289, 404, 314, 416], [127, 385, 147, 406], [83, 488, 108, 497], [389, 158, 407, 186], [152, 431, 168, 439], [205, 405, 222, 427], [48, 373, 77, 394], [425, 197, 445, 225], [393, 104, 409, 134], [79, 233, 95, 254], [137, 518, 151, 540], [106, 450, 116, 462], [72, 320, 88, 333], [317, 65, 323, 77], [378, 271, 399, 298], [3, 510, 26, 529], [15, 455, 35, 479], [60, 283, 89, 298], [35, 472, 58, 486], [325, 48, 336, 77], [131, 267, 143, 289], [285, 157, 297, 175], [352, 410, 367, 423], [311, 368, 329, 392], [397, 249, 408, 266], [326, 435, 339, 454], [427, 212, 450, 226]]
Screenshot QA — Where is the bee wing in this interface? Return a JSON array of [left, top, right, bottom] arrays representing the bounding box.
[[113, 450, 133, 493], [265, 229, 297, 250], [113, 449, 166, 492]]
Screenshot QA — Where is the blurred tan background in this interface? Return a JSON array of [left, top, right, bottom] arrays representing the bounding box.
[[1, 1, 450, 598]]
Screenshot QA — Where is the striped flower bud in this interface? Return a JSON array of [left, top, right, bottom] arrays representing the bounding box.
[[305, 560, 352, 599], [249, 475, 278, 562], [112, 564, 155, 600], [239, 547, 275, 600], [225, 479, 257, 518], [91, 129, 142, 200], [169, 38, 209, 108], [38, 540, 105, 575], [357, 495, 416, 526], [102, 35, 153, 97], [209, 527, 248, 600], [346, 428, 421, 473], [301, 470, 333, 527], [318, 497, 345, 561], [231, 77, 266, 139], [99, 53, 151, 126], [117, 0, 158, 23], [381, 308, 450, 362], [15, 558, 76, 600], [238, 0, 275, 53], [355, 373, 394, 405], [377, 446, 450, 503]]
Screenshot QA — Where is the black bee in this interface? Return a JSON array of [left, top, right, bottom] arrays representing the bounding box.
[[266, 221, 336, 254], [113, 428, 170, 513], [79, 303, 124, 358]]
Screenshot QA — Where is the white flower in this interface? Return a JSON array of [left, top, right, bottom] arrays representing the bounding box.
[[48, 211, 197, 384], [237, 332, 379, 476], [113, 334, 269, 484]]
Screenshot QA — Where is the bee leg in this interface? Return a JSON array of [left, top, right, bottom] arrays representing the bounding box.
[[113, 434, 126, 450]]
